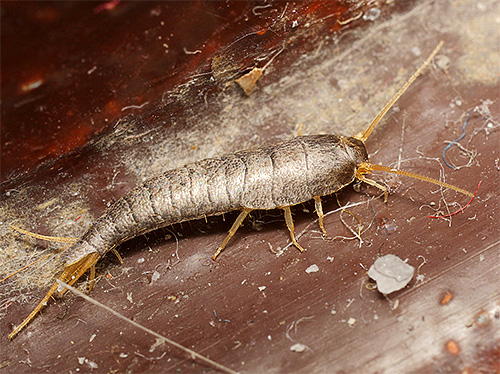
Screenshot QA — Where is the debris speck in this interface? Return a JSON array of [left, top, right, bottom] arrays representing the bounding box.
[[367, 254, 415, 295], [151, 270, 161, 282], [391, 299, 400, 310], [126, 292, 133, 303], [36, 198, 57, 210], [435, 54, 451, 70], [411, 46, 422, 56], [347, 317, 356, 327], [290, 343, 307, 353], [441, 291, 453, 305], [475, 312, 490, 326], [89, 333, 96, 343], [138, 258, 145, 264], [78, 357, 85, 365], [363, 8, 381, 21], [326, 256, 334, 262], [258, 286, 266, 291], [305, 264, 319, 273], [85, 359, 98, 370], [331, 308, 336, 315], [445, 340, 460, 355], [149, 337, 166, 353], [236, 67, 263, 96], [479, 254, 485, 262]]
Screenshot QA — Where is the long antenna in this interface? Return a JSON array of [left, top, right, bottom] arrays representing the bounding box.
[[365, 163, 474, 197], [355, 41, 444, 143]]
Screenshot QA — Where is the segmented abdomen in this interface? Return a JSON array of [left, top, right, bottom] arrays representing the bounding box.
[[64, 134, 368, 264]]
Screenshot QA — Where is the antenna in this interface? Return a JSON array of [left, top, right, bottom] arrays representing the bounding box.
[[355, 41, 444, 143], [358, 162, 474, 197]]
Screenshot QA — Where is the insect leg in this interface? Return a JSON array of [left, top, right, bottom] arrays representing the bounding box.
[[358, 176, 388, 202], [282, 206, 305, 252], [10, 225, 78, 244], [111, 247, 123, 264], [88, 264, 96, 292], [212, 207, 253, 260], [313, 196, 327, 236], [9, 252, 99, 339]]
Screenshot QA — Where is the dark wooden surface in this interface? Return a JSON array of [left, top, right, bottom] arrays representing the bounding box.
[[1, 1, 499, 373]]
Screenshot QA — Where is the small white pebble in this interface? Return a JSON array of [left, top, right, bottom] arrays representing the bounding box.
[[363, 7, 380, 21], [374, 314, 379, 320], [85, 359, 98, 369], [258, 286, 266, 291], [305, 264, 319, 273], [138, 258, 145, 263], [78, 357, 85, 365], [290, 343, 307, 353], [411, 46, 422, 56], [152, 270, 161, 282], [392, 299, 400, 310], [347, 317, 356, 327], [327, 256, 334, 262], [331, 309, 337, 315]]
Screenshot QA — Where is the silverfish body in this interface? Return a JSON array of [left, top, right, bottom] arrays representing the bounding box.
[[64, 134, 367, 265]]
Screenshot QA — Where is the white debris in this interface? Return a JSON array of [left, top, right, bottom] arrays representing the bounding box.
[[85, 359, 98, 370], [347, 317, 356, 327], [363, 8, 381, 21], [290, 343, 307, 353], [151, 270, 161, 282], [411, 46, 422, 56], [305, 264, 319, 273], [368, 254, 415, 295], [126, 292, 133, 303], [258, 286, 266, 291]]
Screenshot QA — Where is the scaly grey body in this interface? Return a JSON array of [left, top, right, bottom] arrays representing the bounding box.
[[65, 134, 368, 266]]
